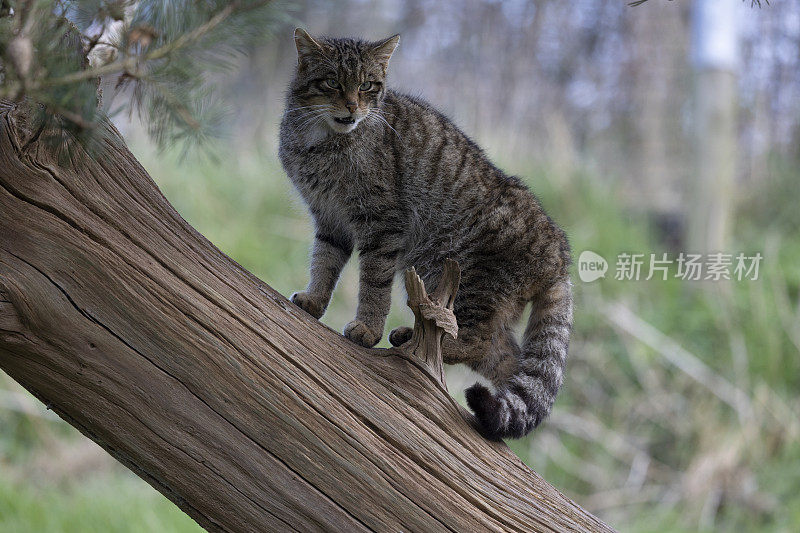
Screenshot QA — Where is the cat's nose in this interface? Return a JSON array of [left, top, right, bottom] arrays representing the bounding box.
[[345, 101, 357, 114]]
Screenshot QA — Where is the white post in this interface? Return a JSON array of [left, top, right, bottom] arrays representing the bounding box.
[[688, 0, 740, 254]]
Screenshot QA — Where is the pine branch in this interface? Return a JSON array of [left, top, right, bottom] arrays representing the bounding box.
[[148, 81, 202, 131], [39, 0, 273, 90], [0, 0, 285, 151]]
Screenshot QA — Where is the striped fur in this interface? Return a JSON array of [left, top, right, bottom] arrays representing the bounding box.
[[279, 30, 573, 440]]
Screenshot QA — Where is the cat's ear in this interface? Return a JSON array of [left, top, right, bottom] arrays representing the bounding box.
[[294, 28, 324, 64], [371, 34, 400, 70]]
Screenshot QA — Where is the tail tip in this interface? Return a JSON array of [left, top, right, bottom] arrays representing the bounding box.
[[465, 383, 505, 441]]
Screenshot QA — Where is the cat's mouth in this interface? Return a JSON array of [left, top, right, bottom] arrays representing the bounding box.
[[327, 114, 361, 133]]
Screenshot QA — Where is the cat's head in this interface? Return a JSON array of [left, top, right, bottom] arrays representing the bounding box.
[[288, 29, 399, 134]]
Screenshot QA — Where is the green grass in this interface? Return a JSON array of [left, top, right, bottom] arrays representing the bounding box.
[[1, 140, 798, 532], [0, 471, 201, 533]]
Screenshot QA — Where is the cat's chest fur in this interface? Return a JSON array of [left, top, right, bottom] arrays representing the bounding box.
[[282, 132, 391, 227]]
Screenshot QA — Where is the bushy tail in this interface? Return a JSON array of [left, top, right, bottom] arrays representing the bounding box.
[[466, 278, 573, 440]]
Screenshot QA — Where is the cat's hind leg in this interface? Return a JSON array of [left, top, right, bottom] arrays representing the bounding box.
[[391, 323, 513, 375], [468, 330, 520, 387]]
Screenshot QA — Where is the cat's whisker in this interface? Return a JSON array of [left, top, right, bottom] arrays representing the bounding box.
[[300, 115, 322, 132], [288, 110, 322, 122], [293, 108, 326, 124], [286, 104, 332, 114], [297, 113, 324, 130], [295, 112, 327, 134], [372, 108, 397, 119], [286, 108, 332, 124], [289, 114, 324, 132], [368, 111, 401, 139], [286, 104, 329, 109]]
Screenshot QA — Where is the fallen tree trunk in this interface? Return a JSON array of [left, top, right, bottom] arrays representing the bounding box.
[[0, 100, 613, 532]]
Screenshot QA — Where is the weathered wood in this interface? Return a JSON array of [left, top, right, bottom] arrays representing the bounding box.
[[400, 260, 460, 388], [0, 100, 614, 532]]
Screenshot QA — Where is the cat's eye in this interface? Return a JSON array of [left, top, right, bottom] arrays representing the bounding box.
[[324, 79, 340, 89], [359, 81, 373, 91]]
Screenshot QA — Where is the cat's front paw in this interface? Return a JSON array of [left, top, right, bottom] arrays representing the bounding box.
[[290, 291, 326, 319], [344, 319, 382, 348], [389, 326, 413, 347]]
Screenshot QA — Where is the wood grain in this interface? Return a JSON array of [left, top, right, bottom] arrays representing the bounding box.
[[0, 100, 614, 532]]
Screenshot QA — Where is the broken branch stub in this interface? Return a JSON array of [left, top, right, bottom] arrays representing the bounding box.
[[402, 259, 460, 388]]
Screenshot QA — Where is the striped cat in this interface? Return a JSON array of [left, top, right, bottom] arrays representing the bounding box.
[[279, 29, 573, 440]]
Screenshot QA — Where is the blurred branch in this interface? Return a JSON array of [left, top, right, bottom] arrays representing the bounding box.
[[548, 411, 677, 484], [49, 103, 97, 129], [583, 485, 667, 513], [537, 432, 611, 487], [603, 302, 754, 420]]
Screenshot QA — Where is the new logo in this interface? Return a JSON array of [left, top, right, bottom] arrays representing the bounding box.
[[578, 250, 608, 282]]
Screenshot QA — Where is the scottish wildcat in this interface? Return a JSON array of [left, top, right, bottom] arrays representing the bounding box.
[[279, 29, 572, 440]]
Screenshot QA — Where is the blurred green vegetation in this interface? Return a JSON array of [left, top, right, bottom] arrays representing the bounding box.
[[0, 473, 199, 533], [1, 142, 798, 532]]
